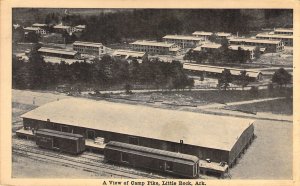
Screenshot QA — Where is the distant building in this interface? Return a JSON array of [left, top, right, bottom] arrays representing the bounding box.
[[198, 43, 222, 52], [40, 33, 65, 44], [73, 41, 106, 57], [24, 27, 47, 35], [193, 43, 256, 60], [130, 40, 181, 55], [274, 28, 293, 35], [192, 31, 213, 41], [229, 38, 284, 53], [215, 32, 232, 40], [74, 25, 86, 32], [53, 24, 72, 33], [38, 47, 79, 59], [192, 31, 232, 41], [112, 49, 147, 61], [256, 33, 293, 46], [32, 23, 48, 29], [183, 63, 263, 81], [162, 35, 203, 48]]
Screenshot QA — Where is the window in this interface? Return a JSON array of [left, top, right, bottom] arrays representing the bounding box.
[[121, 153, 129, 163], [128, 136, 139, 145], [165, 161, 173, 171]]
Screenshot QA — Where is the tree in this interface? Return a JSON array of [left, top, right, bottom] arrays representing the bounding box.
[[25, 32, 39, 43], [218, 69, 232, 91], [208, 33, 218, 43], [183, 49, 194, 62], [128, 59, 140, 83], [272, 68, 292, 88], [187, 78, 195, 91], [13, 27, 24, 43], [254, 47, 261, 59], [236, 47, 248, 63], [27, 47, 47, 89], [249, 86, 259, 97], [124, 83, 132, 94], [236, 70, 250, 90], [220, 38, 229, 49]]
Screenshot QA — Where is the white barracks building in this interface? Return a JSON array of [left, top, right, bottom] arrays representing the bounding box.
[[256, 28, 293, 46], [130, 40, 181, 55], [73, 41, 106, 57], [162, 35, 203, 48]]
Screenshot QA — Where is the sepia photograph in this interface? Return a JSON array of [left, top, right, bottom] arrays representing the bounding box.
[[1, 0, 299, 186]]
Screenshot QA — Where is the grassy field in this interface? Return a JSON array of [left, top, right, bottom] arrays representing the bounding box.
[[225, 98, 293, 115], [255, 51, 293, 66], [157, 88, 292, 105]]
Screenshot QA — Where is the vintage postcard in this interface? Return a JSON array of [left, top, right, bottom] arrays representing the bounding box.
[[0, 0, 299, 186]]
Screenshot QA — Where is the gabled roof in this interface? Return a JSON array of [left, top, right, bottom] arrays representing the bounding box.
[[112, 50, 145, 59], [54, 25, 70, 29], [229, 38, 282, 44], [216, 32, 232, 37], [75, 25, 86, 29], [73, 41, 103, 48], [32, 23, 47, 27], [183, 63, 262, 78], [106, 141, 199, 163], [163, 35, 203, 41], [24, 27, 41, 31], [274, 28, 293, 33], [21, 98, 254, 151], [130, 40, 175, 48], [256, 33, 293, 39], [38, 47, 77, 56], [201, 43, 222, 49], [192, 31, 213, 36]]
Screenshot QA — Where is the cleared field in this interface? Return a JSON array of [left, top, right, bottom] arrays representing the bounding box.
[[157, 88, 292, 105], [255, 51, 293, 66], [225, 98, 293, 115]]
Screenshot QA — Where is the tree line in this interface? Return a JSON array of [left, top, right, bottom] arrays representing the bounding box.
[[12, 50, 194, 91], [13, 9, 293, 46], [38, 9, 288, 44]]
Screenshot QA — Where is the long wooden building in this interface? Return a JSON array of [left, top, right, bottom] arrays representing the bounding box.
[[21, 98, 254, 166]]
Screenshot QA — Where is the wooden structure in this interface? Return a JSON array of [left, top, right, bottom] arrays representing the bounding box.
[[104, 141, 200, 178], [35, 129, 85, 154], [20, 98, 254, 169]]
